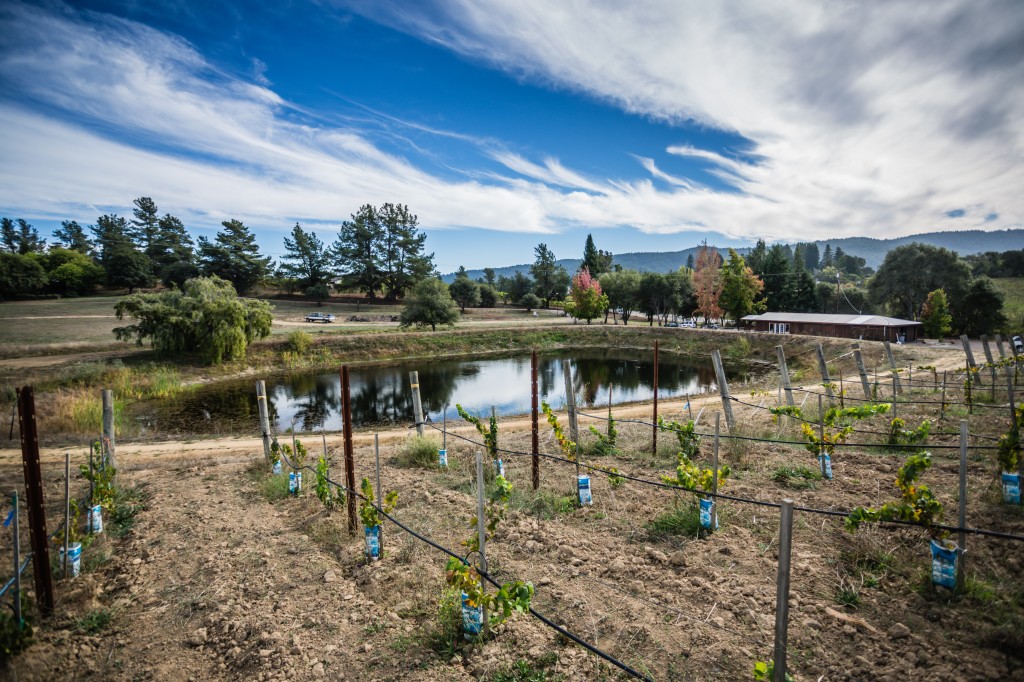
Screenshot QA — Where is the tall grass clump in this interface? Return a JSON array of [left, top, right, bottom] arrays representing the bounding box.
[[397, 435, 441, 468]]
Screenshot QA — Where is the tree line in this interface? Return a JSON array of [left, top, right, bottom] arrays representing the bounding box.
[[0, 199, 434, 301]]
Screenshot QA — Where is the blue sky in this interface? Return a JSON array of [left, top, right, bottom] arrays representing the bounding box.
[[1, 1, 1021, 273]]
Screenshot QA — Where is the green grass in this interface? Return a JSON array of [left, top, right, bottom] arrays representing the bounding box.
[[507, 486, 578, 519], [74, 609, 112, 634], [0, 296, 131, 356], [771, 465, 823, 490], [647, 502, 705, 539], [992, 278, 1024, 336], [258, 473, 291, 501], [491, 654, 563, 682], [396, 435, 443, 468]]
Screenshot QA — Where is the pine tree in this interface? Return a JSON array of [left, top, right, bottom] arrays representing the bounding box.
[[131, 197, 160, 252], [1, 218, 46, 255], [197, 219, 272, 294], [377, 203, 434, 301], [332, 204, 384, 298], [53, 220, 94, 254], [280, 223, 333, 291], [91, 214, 134, 268], [582, 234, 613, 275]]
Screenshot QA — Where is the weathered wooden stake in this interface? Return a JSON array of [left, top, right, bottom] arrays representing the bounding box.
[[981, 336, 998, 400], [562, 361, 579, 450], [816, 344, 835, 403], [852, 343, 872, 399], [341, 366, 357, 534], [101, 389, 118, 469], [256, 380, 272, 461], [941, 371, 947, 419], [776, 346, 795, 407], [410, 371, 425, 436], [712, 413, 720, 501], [17, 387, 54, 613], [960, 335, 983, 385], [883, 340, 903, 395], [772, 499, 795, 682], [711, 349, 735, 430], [531, 350, 540, 490]]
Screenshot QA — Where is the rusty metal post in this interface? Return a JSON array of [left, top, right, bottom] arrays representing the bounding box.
[[341, 367, 357, 534], [17, 386, 55, 613]]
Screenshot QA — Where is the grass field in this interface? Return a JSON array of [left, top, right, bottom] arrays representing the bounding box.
[[993, 277, 1024, 335], [0, 294, 564, 355]]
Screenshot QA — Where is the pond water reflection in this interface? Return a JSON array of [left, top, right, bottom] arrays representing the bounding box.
[[134, 349, 750, 436]]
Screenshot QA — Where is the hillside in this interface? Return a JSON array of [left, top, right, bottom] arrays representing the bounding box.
[[444, 228, 1023, 281]]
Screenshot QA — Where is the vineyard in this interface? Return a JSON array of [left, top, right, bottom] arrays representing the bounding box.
[[2, 338, 1023, 681]]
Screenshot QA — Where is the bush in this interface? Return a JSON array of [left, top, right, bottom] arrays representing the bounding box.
[[397, 435, 441, 468], [287, 330, 314, 355]]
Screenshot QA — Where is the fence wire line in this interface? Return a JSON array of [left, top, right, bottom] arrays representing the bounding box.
[[572, 408, 991, 452], [418, 423, 1024, 542], [273, 447, 656, 682], [789, 385, 1015, 411]]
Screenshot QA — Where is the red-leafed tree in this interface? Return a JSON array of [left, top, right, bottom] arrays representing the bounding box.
[[564, 267, 609, 325], [694, 243, 724, 324]]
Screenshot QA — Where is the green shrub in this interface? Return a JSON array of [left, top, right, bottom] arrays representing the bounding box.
[[397, 435, 441, 468], [287, 330, 313, 355]]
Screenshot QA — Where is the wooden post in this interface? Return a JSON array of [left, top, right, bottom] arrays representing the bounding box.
[[772, 499, 795, 682], [776, 346, 795, 407], [981, 336, 998, 400], [341, 367, 357, 534], [815, 344, 835, 403], [712, 413, 720, 501], [531, 350, 540, 490], [838, 368, 845, 409], [652, 340, 659, 454], [883, 341, 903, 395], [1011, 340, 1022, 387], [562, 361, 579, 449], [17, 387, 55, 613], [410, 371, 425, 437], [960, 335, 983, 385], [101, 389, 117, 469], [711, 349, 735, 430], [996, 334, 1008, 361], [941, 371, 947, 419], [256, 380, 272, 461], [852, 344, 872, 400]]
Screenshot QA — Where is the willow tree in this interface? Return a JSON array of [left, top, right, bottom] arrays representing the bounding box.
[[114, 275, 272, 364]]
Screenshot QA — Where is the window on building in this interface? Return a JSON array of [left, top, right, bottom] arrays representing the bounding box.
[[768, 322, 790, 334]]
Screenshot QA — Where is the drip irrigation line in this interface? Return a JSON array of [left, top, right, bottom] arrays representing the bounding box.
[[0, 554, 34, 599], [283, 447, 658, 682], [408, 425, 1024, 541]]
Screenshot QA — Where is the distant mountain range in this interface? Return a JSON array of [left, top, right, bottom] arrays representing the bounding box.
[[441, 229, 1023, 283]]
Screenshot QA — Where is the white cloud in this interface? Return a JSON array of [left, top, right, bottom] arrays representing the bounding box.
[[1, 0, 1022, 252], [345, 0, 1024, 240]]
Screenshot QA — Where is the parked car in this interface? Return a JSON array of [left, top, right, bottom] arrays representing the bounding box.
[[681, 321, 697, 328], [665, 321, 680, 327], [705, 323, 719, 329], [304, 312, 335, 323], [1014, 335, 1024, 354]]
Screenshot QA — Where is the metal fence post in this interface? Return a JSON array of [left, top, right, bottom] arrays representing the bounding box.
[[957, 420, 968, 593], [475, 451, 488, 632], [17, 386, 54, 612], [341, 367, 357, 534], [531, 351, 540, 490]]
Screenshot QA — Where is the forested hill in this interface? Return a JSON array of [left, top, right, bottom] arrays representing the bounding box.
[[444, 229, 1022, 282]]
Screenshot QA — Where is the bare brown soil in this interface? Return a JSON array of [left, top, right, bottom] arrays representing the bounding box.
[[3, 354, 1023, 681]]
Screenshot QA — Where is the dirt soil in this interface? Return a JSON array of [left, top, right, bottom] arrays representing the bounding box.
[[2, 344, 1023, 681]]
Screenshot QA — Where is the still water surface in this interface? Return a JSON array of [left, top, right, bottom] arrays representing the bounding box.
[[134, 349, 749, 436]]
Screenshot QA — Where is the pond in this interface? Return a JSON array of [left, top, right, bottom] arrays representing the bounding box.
[[131, 349, 751, 437]]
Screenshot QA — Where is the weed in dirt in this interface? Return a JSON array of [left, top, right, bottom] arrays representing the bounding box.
[[397, 435, 443, 468], [424, 587, 463, 659], [259, 473, 291, 501], [835, 585, 861, 608], [82, 546, 111, 574], [75, 609, 112, 634], [490, 653, 562, 682], [507, 487, 577, 519], [771, 465, 822, 490], [108, 483, 150, 538], [648, 502, 704, 540], [363, 618, 390, 635]]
